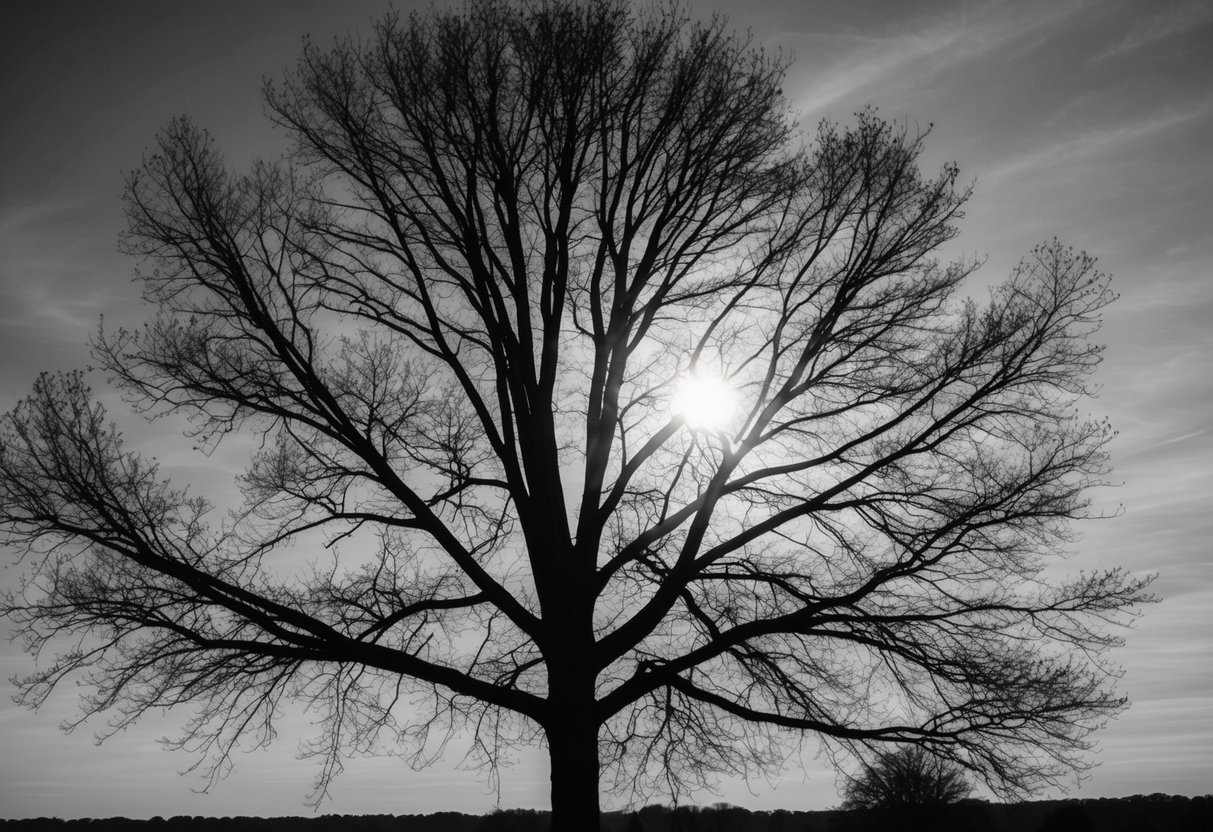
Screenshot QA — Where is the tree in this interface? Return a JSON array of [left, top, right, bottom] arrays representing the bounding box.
[[841, 746, 972, 810], [0, 1, 1151, 830], [1037, 803, 1096, 832]]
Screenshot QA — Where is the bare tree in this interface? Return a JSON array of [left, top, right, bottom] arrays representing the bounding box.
[[0, 1, 1151, 830], [841, 746, 972, 810]]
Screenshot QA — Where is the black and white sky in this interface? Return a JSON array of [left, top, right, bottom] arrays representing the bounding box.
[[1, 0, 1210, 819]]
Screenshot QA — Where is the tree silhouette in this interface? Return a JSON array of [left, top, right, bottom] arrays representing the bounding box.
[[1037, 803, 1096, 832], [841, 746, 972, 810], [0, 1, 1151, 830]]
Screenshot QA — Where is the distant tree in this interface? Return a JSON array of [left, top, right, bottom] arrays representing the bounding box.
[[670, 807, 704, 832], [841, 747, 972, 810], [0, 0, 1151, 830], [1037, 802, 1095, 832], [479, 809, 545, 832]]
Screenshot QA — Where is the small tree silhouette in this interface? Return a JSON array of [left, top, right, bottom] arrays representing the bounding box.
[[841, 746, 972, 810]]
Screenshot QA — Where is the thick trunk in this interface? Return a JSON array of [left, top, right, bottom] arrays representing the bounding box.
[[546, 695, 601, 831], [540, 530, 600, 830]]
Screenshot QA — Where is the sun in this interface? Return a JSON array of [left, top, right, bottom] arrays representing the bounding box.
[[671, 372, 738, 432]]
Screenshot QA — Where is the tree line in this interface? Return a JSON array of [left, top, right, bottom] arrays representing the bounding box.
[[3, 794, 1211, 832]]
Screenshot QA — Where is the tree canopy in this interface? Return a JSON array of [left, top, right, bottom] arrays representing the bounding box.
[[0, 1, 1151, 829]]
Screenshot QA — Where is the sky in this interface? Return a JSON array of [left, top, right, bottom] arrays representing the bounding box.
[[1, 0, 1210, 820]]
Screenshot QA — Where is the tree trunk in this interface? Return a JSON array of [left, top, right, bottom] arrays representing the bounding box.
[[546, 701, 601, 831]]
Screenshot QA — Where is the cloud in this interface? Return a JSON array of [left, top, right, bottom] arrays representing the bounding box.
[[1093, 1, 1213, 61], [1137, 428, 1209, 452], [784, 0, 1093, 114], [981, 99, 1212, 183], [0, 197, 130, 334]]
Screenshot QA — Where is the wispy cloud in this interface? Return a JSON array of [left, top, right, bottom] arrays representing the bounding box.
[[0, 196, 93, 241], [0, 197, 134, 406], [1143, 428, 1210, 450], [786, 0, 1092, 113], [982, 98, 1212, 182], [1093, 1, 1213, 61]]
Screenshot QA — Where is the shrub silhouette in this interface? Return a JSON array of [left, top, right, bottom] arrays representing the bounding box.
[[841, 747, 972, 810]]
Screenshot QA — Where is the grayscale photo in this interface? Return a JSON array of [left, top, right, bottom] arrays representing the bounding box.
[[1, 2, 1209, 830]]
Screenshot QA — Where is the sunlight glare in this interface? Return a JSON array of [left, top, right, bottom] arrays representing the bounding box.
[[672, 372, 737, 432]]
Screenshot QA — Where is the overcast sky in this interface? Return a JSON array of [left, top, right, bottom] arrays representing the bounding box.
[[1, 0, 1210, 820]]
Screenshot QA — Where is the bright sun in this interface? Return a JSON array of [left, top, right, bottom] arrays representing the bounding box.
[[671, 372, 737, 432]]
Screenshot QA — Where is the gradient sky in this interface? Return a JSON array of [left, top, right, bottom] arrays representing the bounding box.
[[1, 0, 1210, 820]]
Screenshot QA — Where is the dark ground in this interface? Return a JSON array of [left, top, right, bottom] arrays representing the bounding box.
[[2, 793, 1209, 832]]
